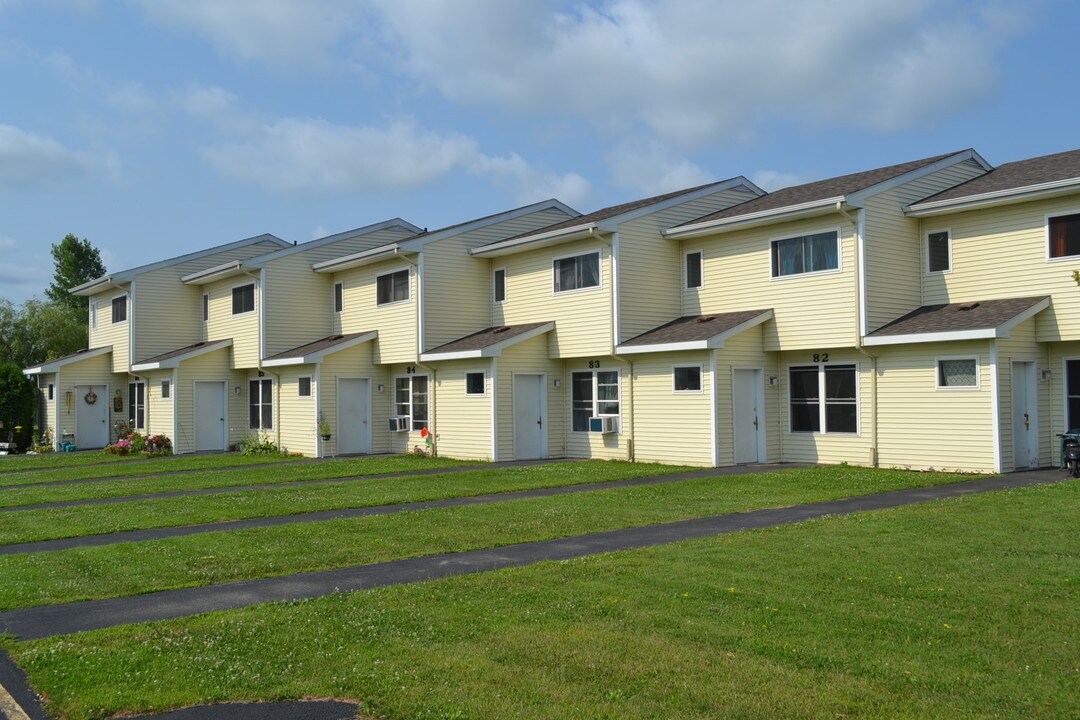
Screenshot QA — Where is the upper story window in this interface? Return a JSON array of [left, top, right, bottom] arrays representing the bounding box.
[[553, 251, 600, 293], [111, 295, 127, 324], [333, 282, 343, 313], [493, 268, 506, 303], [927, 230, 951, 273], [1048, 212, 1080, 259], [685, 250, 703, 289], [771, 230, 839, 278], [377, 269, 410, 306], [202, 293, 209, 322], [90, 301, 97, 329], [232, 283, 255, 315]]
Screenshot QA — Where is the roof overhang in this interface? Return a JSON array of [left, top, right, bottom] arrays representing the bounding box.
[[469, 224, 601, 258], [180, 262, 251, 285], [261, 331, 378, 367], [420, 322, 555, 361], [69, 277, 130, 297], [312, 245, 415, 273], [615, 310, 773, 355], [664, 198, 851, 240], [131, 339, 233, 371], [905, 178, 1080, 217], [23, 346, 113, 375], [862, 297, 1050, 347]]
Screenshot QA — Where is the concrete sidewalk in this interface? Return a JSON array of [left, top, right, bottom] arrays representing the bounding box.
[[0, 467, 1066, 641]]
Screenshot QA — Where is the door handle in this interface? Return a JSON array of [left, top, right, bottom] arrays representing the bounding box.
[[1024, 413, 1030, 430], [753, 416, 759, 429], [537, 417, 542, 428]]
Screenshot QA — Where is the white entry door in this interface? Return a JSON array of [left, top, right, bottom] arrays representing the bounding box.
[[75, 385, 109, 449], [513, 374, 546, 460], [733, 369, 763, 464], [194, 381, 226, 452], [338, 378, 371, 455], [1012, 361, 1037, 469]]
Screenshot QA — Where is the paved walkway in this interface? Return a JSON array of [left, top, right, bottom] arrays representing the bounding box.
[[0, 465, 804, 555], [0, 468, 1065, 641]]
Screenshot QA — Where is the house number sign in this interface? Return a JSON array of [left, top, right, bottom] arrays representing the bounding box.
[[811, 354, 830, 362]]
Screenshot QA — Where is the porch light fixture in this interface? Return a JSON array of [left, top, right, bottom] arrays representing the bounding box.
[[1041, 368, 1052, 382], [553, 379, 561, 388], [233, 385, 241, 395], [377, 384, 385, 392], [769, 375, 779, 386]]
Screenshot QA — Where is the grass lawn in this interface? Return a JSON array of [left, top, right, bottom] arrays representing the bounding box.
[[0, 454, 480, 506], [4, 479, 1075, 720], [2, 466, 977, 610]]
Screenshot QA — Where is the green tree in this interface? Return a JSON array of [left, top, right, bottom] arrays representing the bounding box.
[[0, 297, 87, 368], [45, 234, 105, 316], [0, 362, 36, 449]]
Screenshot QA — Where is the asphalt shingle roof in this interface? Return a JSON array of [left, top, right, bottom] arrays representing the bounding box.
[[135, 340, 229, 365], [867, 296, 1049, 337], [264, 333, 373, 361], [673, 152, 963, 228], [425, 323, 552, 354], [620, 311, 771, 346], [913, 148, 1080, 205]]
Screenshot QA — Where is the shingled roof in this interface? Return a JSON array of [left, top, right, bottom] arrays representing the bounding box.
[[263, 333, 375, 364], [909, 148, 1080, 209], [617, 310, 773, 353], [669, 152, 968, 231], [864, 296, 1050, 346], [421, 322, 554, 360]]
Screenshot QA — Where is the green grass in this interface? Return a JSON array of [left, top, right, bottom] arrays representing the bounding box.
[[0, 461, 688, 546], [0, 452, 311, 488], [0, 451, 133, 473], [5, 479, 1075, 720], [0, 466, 977, 610], [0, 454, 480, 506]]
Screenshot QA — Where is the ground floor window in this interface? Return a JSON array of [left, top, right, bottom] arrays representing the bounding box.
[[1067, 360, 1080, 430], [789, 363, 857, 434], [249, 378, 273, 429], [128, 381, 145, 429], [161, 380, 171, 399], [395, 375, 429, 430], [571, 369, 620, 431]]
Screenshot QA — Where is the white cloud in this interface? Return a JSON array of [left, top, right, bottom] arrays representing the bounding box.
[[751, 170, 808, 192], [606, 140, 713, 196], [176, 84, 259, 134], [0, 124, 96, 189], [370, 0, 1022, 146], [470, 153, 592, 207]]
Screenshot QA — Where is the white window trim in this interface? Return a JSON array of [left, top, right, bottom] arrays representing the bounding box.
[[672, 364, 704, 394], [298, 375, 313, 399], [570, 367, 621, 432], [393, 374, 430, 429], [493, 267, 507, 304], [128, 380, 146, 429], [769, 226, 843, 281], [465, 371, 487, 397], [786, 361, 861, 436], [333, 282, 343, 314], [376, 267, 412, 307], [925, 228, 953, 274], [1044, 209, 1080, 263], [552, 248, 603, 296], [202, 292, 210, 323], [161, 380, 171, 401], [683, 249, 704, 290], [231, 282, 256, 317], [249, 377, 274, 430], [111, 293, 129, 324], [935, 355, 980, 390]]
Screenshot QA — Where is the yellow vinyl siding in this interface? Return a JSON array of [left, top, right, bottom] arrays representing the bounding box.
[[276, 368, 317, 456], [692, 218, 857, 351], [133, 269, 202, 361], [53, 354, 123, 447], [496, 244, 612, 358], [863, 161, 988, 332], [173, 347, 247, 455], [424, 208, 571, 350], [144, 370, 174, 442], [618, 188, 760, 343], [714, 324, 780, 465], [495, 334, 565, 461], [875, 341, 994, 472], [37, 373, 58, 446], [778, 348, 873, 465], [89, 290, 130, 373], [922, 195, 1080, 341], [319, 343, 389, 457], [263, 255, 333, 358], [204, 277, 260, 369], [631, 350, 713, 466], [430, 359, 494, 461], [337, 262, 418, 365]]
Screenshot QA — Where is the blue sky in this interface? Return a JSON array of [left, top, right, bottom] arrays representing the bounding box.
[[1, 0, 1076, 303]]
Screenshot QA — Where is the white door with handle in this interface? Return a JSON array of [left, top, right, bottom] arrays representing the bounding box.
[[513, 374, 546, 459]]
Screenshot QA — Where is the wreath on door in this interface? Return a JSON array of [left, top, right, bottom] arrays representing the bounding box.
[[84, 389, 98, 405]]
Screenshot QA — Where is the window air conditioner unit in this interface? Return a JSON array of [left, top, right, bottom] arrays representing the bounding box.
[[589, 416, 619, 434], [389, 416, 410, 432]]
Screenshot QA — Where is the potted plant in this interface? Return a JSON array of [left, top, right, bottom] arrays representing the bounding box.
[[318, 414, 332, 441]]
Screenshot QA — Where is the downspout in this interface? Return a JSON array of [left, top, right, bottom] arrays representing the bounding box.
[[839, 202, 879, 467], [391, 249, 432, 456], [171, 367, 178, 454], [314, 363, 322, 459]]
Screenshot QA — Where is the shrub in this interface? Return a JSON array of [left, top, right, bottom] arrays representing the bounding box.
[[237, 434, 282, 456], [144, 433, 172, 456]]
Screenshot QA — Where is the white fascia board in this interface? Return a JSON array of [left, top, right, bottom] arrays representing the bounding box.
[[131, 339, 232, 371], [180, 261, 245, 285], [663, 197, 847, 240], [905, 178, 1080, 217], [469, 223, 599, 258], [400, 199, 581, 254], [311, 245, 403, 273], [847, 149, 991, 205], [261, 331, 378, 367], [863, 298, 1050, 346], [243, 218, 425, 269], [69, 277, 130, 297], [23, 346, 113, 374], [616, 311, 773, 354], [421, 322, 555, 362], [998, 297, 1052, 333]]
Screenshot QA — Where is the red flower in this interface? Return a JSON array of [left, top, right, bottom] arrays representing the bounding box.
[[420, 427, 429, 438]]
